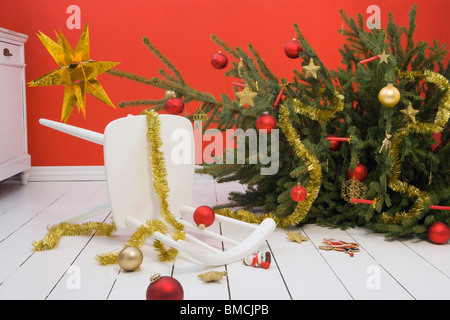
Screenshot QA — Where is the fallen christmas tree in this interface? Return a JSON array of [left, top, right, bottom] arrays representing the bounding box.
[[107, 5, 450, 240]]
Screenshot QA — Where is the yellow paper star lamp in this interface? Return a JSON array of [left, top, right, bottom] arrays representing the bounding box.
[[28, 23, 120, 122]]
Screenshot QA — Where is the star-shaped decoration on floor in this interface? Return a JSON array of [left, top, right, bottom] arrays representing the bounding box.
[[378, 50, 390, 64], [236, 85, 258, 107], [303, 58, 320, 79], [286, 231, 308, 244], [28, 23, 120, 122], [400, 103, 419, 122], [198, 271, 228, 282]]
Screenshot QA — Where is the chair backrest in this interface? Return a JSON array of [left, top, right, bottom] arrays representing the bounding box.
[[103, 114, 195, 228]]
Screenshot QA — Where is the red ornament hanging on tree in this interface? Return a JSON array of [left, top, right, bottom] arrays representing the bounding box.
[[291, 184, 307, 202], [427, 222, 450, 244], [347, 163, 368, 182], [164, 97, 184, 115], [193, 205, 215, 228], [327, 134, 343, 151], [211, 51, 228, 69], [256, 112, 277, 133], [284, 38, 303, 59], [146, 273, 184, 300]]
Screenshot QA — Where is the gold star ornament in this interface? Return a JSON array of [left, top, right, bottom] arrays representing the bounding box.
[[198, 271, 228, 282], [286, 231, 308, 244], [378, 50, 390, 64], [28, 23, 120, 122], [400, 103, 419, 122], [303, 58, 320, 79], [236, 85, 258, 107]]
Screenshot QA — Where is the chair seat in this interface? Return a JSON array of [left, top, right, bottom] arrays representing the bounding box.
[[103, 115, 195, 228]]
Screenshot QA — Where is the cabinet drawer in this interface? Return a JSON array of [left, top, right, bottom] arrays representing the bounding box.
[[0, 41, 23, 65]]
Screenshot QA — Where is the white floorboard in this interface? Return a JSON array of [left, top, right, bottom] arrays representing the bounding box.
[[0, 177, 449, 300]]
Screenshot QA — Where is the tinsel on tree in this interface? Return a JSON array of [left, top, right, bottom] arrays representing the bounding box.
[[107, 5, 450, 239]]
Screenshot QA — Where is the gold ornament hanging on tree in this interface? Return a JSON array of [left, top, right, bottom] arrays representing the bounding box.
[[378, 50, 390, 64], [341, 179, 367, 203], [302, 58, 321, 79], [379, 131, 392, 153], [378, 83, 400, 108], [193, 106, 208, 122], [236, 85, 258, 107], [400, 103, 419, 122], [164, 90, 176, 99]]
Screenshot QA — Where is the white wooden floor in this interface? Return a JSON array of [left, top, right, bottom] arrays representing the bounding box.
[[1, 174, 450, 301]]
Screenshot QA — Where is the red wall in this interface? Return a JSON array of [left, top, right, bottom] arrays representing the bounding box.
[[1, 0, 449, 166]]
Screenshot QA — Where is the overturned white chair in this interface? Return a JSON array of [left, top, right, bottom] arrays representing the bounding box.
[[40, 114, 275, 266]]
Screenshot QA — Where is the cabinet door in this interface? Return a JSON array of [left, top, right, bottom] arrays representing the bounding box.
[[0, 64, 25, 163]]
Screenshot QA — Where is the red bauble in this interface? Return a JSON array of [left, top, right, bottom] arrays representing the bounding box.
[[327, 134, 343, 151], [284, 39, 303, 59], [146, 274, 184, 300], [291, 184, 307, 202], [193, 205, 215, 228], [164, 97, 184, 115], [431, 132, 442, 151], [211, 52, 228, 69], [347, 163, 368, 182], [428, 222, 450, 244], [256, 112, 277, 133]]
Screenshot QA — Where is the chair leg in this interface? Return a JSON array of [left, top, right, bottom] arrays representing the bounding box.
[[48, 201, 111, 229], [39, 118, 104, 145], [175, 217, 240, 245]]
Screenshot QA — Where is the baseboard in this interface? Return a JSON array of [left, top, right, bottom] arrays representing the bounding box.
[[26, 165, 209, 182], [28, 166, 106, 181]]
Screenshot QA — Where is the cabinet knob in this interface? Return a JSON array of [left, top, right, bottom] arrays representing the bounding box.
[[3, 48, 13, 57]]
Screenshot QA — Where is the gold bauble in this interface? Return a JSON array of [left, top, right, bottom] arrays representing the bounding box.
[[378, 83, 400, 108], [164, 90, 176, 99], [117, 246, 143, 271]]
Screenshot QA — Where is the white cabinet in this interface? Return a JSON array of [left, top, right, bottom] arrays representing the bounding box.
[[0, 27, 30, 184]]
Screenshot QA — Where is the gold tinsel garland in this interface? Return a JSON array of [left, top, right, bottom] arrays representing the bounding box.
[[291, 91, 344, 121], [32, 221, 117, 251], [215, 104, 323, 228], [95, 219, 173, 265], [141, 109, 185, 234], [381, 70, 450, 224]]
